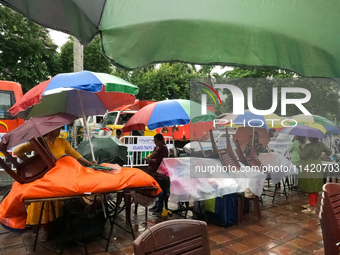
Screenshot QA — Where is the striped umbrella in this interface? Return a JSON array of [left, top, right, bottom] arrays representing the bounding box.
[[287, 114, 339, 135], [122, 99, 216, 132], [10, 70, 138, 119], [216, 110, 286, 129]]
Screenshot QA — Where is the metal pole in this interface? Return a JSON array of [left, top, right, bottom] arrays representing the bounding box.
[[73, 37, 83, 72], [73, 36, 85, 148], [171, 126, 177, 157]]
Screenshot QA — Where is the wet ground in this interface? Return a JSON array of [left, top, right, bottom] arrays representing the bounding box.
[[0, 185, 325, 255]]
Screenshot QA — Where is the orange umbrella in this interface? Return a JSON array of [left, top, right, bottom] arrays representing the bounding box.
[[233, 127, 270, 151]]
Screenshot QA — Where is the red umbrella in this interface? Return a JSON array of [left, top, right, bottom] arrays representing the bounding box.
[[0, 113, 77, 151], [233, 127, 270, 151]]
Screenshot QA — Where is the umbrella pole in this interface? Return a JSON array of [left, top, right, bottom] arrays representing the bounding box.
[[77, 91, 95, 162], [83, 116, 95, 162], [171, 126, 177, 157], [252, 127, 255, 145]]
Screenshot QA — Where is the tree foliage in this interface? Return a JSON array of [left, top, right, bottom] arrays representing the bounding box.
[[59, 36, 113, 74], [1, 5, 338, 125], [0, 5, 61, 92]]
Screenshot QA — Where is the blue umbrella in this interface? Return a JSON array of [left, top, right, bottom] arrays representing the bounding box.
[[324, 125, 340, 135], [279, 124, 327, 139]]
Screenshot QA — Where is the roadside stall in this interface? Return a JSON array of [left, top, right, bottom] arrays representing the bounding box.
[[0, 71, 162, 252]]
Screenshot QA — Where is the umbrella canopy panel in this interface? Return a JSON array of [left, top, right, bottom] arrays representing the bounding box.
[[0, 0, 104, 46], [2, 0, 340, 77], [279, 124, 327, 139], [122, 99, 216, 132], [0, 113, 77, 151], [289, 114, 336, 126], [218, 111, 285, 129]]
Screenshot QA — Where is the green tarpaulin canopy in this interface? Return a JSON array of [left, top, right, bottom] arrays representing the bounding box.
[[2, 0, 340, 77]]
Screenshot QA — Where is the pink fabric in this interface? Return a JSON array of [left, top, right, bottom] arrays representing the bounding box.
[[157, 161, 170, 177]]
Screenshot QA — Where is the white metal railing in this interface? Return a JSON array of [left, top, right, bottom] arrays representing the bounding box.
[[120, 136, 174, 167]]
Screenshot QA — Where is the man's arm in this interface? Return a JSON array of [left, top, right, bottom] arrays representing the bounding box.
[[13, 142, 34, 161]]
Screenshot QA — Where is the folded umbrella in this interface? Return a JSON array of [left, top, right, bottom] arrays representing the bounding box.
[[76, 136, 128, 166]]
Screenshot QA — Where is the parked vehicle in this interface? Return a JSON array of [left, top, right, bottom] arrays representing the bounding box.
[[267, 133, 294, 156], [0, 81, 24, 177], [103, 110, 157, 137], [0, 81, 24, 152]]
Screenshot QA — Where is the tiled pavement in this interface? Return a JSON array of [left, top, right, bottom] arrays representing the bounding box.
[[0, 187, 325, 255]]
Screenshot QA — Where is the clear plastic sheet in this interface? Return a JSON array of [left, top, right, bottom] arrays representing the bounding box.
[[158, 158, 267, 203], [258, 152, 298, 184]]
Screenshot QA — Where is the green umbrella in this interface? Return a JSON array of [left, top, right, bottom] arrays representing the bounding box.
[[76, 136, 128, 165], [2, 0, 340, 77]]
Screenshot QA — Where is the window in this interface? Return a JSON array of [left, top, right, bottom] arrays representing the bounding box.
[[276, 133, 293, 142], [0, 91, 15, 119], [97, 116, 103, 124], [102, 112, 118, 126], [118, 113, 134, 125]]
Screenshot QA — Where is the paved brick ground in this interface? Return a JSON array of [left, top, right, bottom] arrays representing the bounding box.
[[0, 186, 325, 255]]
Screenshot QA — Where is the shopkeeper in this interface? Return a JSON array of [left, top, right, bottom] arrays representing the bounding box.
[[14, 128, 96, 241]]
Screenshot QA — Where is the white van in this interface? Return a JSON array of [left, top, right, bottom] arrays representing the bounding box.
[[71, 115, 105, 145], [267, 133, 294, 156]]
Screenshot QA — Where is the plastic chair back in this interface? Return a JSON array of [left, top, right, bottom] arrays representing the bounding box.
[[0, 137, 56, 184], [245, 142, 263, 172], [209, 129, 240, 171], [133, 219, 210, 255], [235, 139, 249, 166], [320, 183, 340, 255]]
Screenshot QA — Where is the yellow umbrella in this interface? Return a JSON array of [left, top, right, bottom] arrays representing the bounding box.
[[289, 114, 336, 126], [285, 119, 327, 134], [264, 113, 288, 129]]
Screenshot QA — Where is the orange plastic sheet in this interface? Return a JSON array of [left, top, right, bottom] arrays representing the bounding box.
[[0, 156, 161, 230]]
